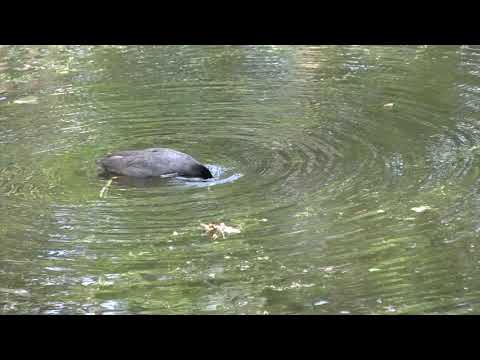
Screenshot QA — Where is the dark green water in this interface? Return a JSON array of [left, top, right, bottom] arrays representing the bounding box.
[[1, 45, 480, 314]]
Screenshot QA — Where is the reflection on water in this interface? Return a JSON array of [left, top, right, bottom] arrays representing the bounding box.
[[1, 45, 480, 314]]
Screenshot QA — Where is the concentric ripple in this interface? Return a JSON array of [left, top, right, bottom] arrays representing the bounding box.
[[2, 45, 480, 314]]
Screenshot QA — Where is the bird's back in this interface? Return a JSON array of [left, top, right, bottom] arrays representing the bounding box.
[[98, 148, 210, 178]]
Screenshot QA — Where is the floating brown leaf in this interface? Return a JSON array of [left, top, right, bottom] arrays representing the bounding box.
[[200, 222, 241, 240]]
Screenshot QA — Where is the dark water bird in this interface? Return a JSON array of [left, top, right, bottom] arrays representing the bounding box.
[[97, 148, 213, 179]]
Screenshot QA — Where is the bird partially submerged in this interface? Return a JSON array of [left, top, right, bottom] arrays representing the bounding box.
[[97, 148, 213, 179]]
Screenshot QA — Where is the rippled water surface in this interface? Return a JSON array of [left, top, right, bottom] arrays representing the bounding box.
[[1, 45, 480, 314]]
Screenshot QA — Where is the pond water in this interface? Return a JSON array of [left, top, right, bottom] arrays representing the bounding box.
[[1, 45, 480, 314]]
